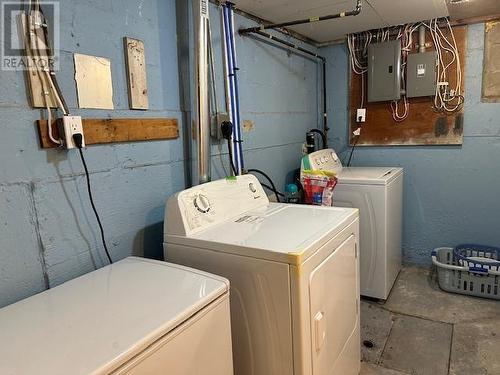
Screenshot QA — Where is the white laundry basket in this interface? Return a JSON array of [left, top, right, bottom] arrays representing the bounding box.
[[432, 247, 500, 300]]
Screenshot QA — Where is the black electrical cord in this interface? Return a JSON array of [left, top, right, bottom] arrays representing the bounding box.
[[260, 183, 285, 198], [221, 121, 238, 176], [246, 169, 280, 203], [227, 141, 238, 176], [73, 135, 113, 264], [347, 134, 360, 167]]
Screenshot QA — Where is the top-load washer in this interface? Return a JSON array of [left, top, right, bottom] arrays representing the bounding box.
[[0, 257, 233, 375], [163, 175, 360, 375], [302, 149, 403, 300]]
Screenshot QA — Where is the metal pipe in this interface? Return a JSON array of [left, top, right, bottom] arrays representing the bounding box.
[[239, 0, 362, 35], [194, 0, 211, 184], [418, 25, 426, 53], [322, 60, 328, 147], [250, 30, 325, 61]]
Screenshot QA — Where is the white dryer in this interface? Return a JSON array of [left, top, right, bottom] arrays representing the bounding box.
[[302, 149, 403, 300], [164, 175, 360, 375], [0, 257, 233, 375]]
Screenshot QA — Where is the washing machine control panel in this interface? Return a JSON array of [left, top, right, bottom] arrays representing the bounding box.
[[170, 175, 269, 235], [302, 148, 343, 175]]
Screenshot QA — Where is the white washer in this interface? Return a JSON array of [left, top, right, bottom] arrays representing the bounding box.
[[0, 257, 233, 375], [302, 149, 403, 300], [163, 175, 360, 375]]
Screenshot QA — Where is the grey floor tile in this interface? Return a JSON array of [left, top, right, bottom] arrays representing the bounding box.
[[384, 266, 500, 324], [361, 301, 395, 364], [380, 315, 452, 375], [450, 319, 500, 375], [360, 362, 409, 374]]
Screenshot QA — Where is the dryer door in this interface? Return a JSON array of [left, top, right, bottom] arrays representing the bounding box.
[[309, 234, 359, 375]]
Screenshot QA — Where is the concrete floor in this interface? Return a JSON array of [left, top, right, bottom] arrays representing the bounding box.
[[359, 266, 500, 375]]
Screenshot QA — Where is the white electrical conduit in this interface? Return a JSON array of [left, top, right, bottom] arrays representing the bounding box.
[[28, 8, 63, 145]]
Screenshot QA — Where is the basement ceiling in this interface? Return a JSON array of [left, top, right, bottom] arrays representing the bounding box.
[[446, 0, 500, 22], [232, 0, 450, 43]]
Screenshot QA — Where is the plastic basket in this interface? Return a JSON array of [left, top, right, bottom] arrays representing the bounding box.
[[453, 244, 500, 273], [432, 247, 500, 300]]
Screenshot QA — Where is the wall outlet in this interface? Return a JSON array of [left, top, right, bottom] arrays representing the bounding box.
[[59, 116, 85, 149], [211, 113, 230, 140], [356, 108, 366, 122]]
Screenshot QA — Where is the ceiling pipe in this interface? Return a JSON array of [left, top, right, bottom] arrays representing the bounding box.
[[239, 0, 362, 35]]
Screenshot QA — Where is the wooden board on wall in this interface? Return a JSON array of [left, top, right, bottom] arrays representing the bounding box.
[[349, 25, 467, 146], [37, 118, 179, 148], [124, 37, 149, 110]]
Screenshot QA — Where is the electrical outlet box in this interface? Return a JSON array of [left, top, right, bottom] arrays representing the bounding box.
[[59, 116, 85, 149], [211, 113, 230, 140], [407, 51, 437, 98], [367, 41, 402, 102], [356, 108, 366, 122]]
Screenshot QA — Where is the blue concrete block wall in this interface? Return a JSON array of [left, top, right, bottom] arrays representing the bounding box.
[[322, 23, 500, 264], [0, 1, 319, 307]]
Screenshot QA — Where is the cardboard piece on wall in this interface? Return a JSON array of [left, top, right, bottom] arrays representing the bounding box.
[[74, 53, 114, 109], [482, 20, 500, 102], [124, 37, 149, 110]]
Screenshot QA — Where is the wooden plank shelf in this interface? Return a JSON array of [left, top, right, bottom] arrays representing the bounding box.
[[37, 118, 179, 148]]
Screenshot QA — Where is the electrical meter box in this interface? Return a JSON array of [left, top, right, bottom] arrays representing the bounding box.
[[367, 40, 401, 102], [407, 51, 437, 98]]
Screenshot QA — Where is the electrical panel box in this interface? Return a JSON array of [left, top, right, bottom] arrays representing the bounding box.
[[367, 41, 402, 102], [406, 51, 437, 98]]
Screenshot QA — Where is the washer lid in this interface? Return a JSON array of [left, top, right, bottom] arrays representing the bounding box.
[[166, 203, 359, 264], [0, 257, 228, 375], [337, 167, 403, 185]]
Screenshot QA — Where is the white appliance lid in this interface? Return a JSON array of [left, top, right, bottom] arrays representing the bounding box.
[[0, 257, 228, 375], [168, 203, 358, 264], [338, 167, 403, 185]]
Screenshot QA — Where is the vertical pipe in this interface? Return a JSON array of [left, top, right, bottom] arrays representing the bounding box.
[[175, 0, 193, 187], [194, 0, 211, 184], [226, 3, 244, 174], [322, 59, 328, 147], [419, 25, 426, 53]]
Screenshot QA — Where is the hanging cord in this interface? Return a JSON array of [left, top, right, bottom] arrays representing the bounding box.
[[246, 169, 280, 203], [220, 121, 237, 176], [227, 141, 238, 176], [73, 135, 113, 264], [260, 183, 285, 199]]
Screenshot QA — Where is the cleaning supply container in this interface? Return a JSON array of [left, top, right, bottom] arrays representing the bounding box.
[[432, 245, 500, 300]]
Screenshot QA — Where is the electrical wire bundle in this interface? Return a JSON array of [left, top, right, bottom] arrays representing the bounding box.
[[424, 19, 464, 113], [347, 18, 463, 122], [27, 0, 69, 145]]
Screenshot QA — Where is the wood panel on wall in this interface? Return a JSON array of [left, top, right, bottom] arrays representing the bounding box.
[[349, 25, 467, 146], [37, 118, 179, 149]]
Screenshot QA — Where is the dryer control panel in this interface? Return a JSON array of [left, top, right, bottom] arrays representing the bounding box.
[[165, 175, 269, 236]]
